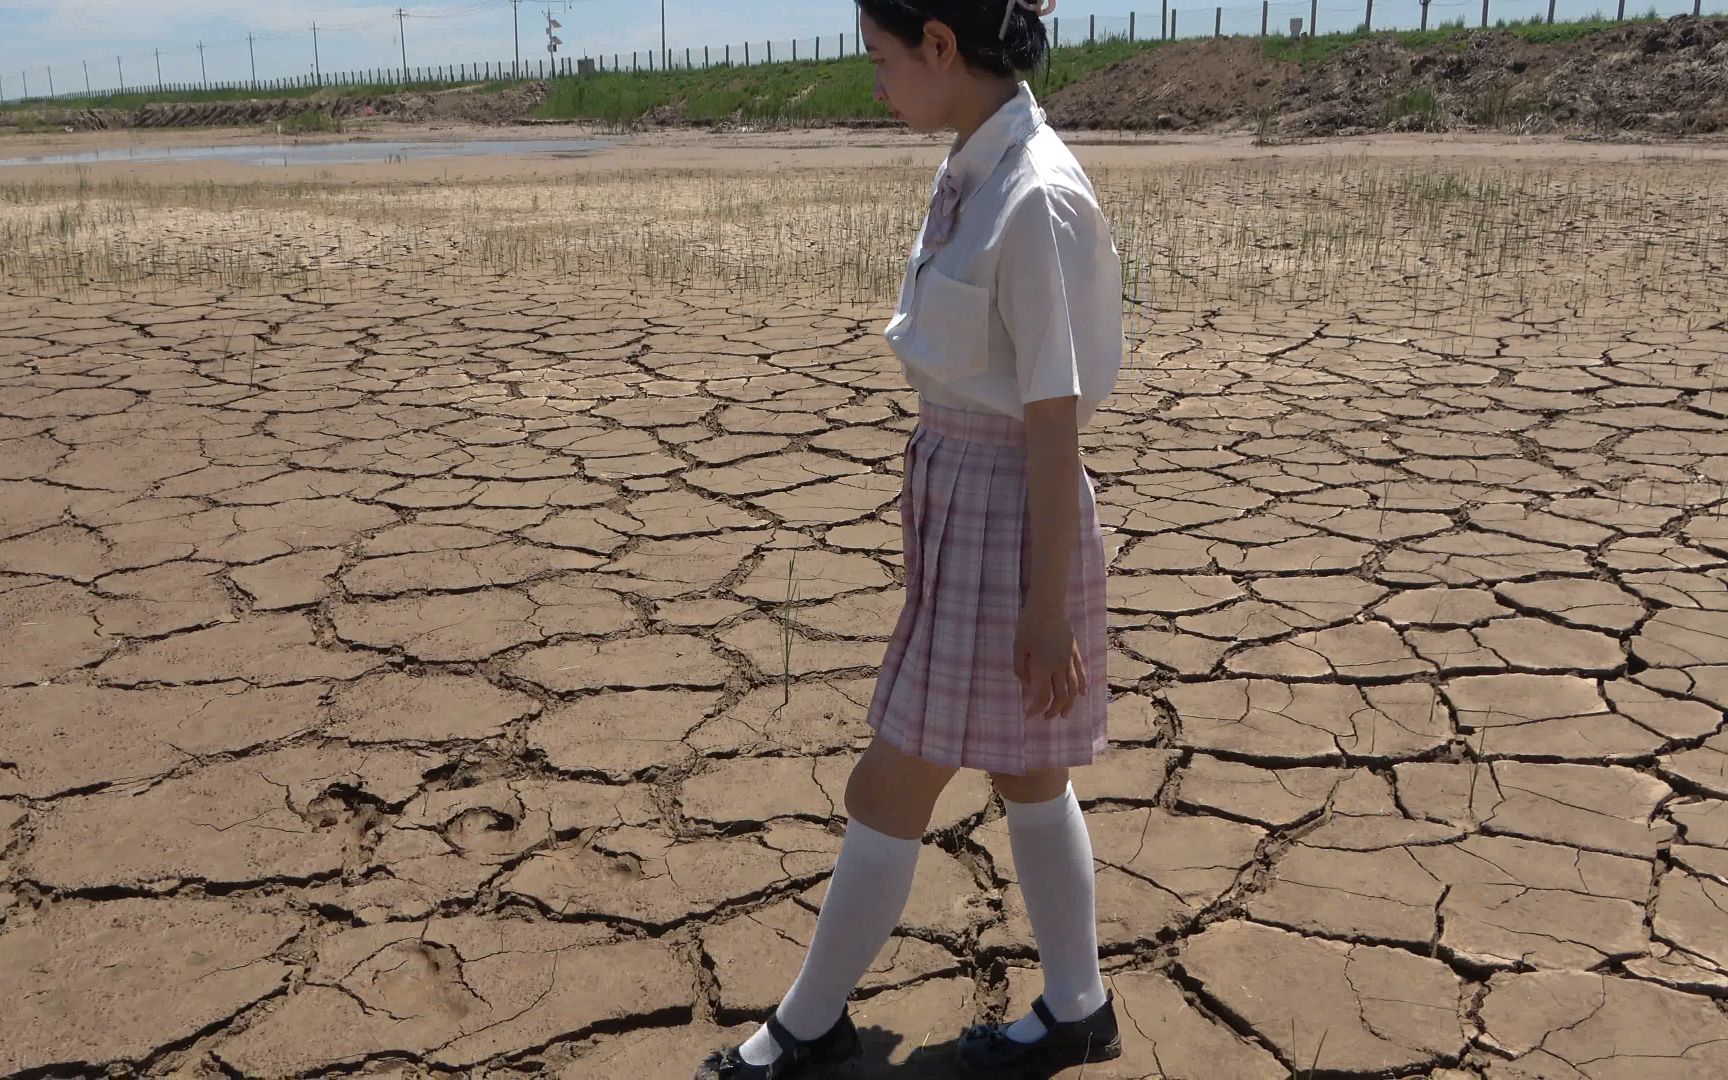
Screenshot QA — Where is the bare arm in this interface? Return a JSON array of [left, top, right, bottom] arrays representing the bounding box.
[[1022, 394, 1080, 614], [1016, 394, 1089, 720]]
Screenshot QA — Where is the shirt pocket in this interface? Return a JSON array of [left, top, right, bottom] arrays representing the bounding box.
[[899, 267, 991, 383]]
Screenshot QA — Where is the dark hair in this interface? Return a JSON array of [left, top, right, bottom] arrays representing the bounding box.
[[858, 0, 1051, 77]]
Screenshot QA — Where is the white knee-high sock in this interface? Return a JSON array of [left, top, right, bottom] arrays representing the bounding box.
[[738, 817, 921, 1066], [1002, 781, 1108, 1043]]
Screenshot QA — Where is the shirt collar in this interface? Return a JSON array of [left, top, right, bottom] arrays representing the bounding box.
[[942, 81, 1045, 193]]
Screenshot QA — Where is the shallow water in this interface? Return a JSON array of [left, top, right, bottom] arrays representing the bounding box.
[[0, 136, 613, 168]]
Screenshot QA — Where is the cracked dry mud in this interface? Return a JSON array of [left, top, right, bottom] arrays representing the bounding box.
[[4, 147, 1728, 1080]]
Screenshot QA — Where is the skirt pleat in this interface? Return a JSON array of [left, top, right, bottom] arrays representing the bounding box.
[[865, 399, 1109, 774]]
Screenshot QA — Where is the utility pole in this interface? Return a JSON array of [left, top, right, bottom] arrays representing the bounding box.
[[396, 8, 409, 83], [116, 56, 123, 93], [46, 66, 53, 97], [661, 0, 667, 72], [197, 41, 207, 88], [155, 48, 163, 91], [311, 22, 322, 86], [248, 34, 257, 88], [83, 59, 90, 95], [545, 8, 563, 78], [22, 71, 28, 99], [512, 0, 522, 77]]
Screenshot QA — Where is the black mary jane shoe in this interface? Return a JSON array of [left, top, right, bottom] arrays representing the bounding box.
[[694, 1009, 861, 1079], [955, 990, 1123, 1077]]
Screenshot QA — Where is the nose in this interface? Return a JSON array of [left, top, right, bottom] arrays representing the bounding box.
[[873, 69, 887, 106]]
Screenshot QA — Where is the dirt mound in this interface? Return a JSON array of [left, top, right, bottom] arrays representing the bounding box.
[[7, 81, 550, 133], [1046, 38, 1295, 131], [1047, 15, 1728, 135]]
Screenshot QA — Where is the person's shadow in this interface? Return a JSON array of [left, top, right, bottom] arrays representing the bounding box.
[[845, 1024, 1082, 1079], [848, 1023, 958, 1076]]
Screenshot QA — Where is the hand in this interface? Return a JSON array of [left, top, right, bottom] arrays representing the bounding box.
[[1014, 605, 1089, 721]]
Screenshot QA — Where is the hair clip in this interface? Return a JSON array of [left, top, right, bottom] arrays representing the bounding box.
[[998, 0, 1057, 39]]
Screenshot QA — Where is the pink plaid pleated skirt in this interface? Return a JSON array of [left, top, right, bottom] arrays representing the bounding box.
[[863, 399, 1110, 775]]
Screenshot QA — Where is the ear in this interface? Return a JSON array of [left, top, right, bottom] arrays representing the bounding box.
[[921, 18, 960, 70]]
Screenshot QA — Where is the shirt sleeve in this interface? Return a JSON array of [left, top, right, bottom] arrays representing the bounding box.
[[995, 182, 1110, 407]]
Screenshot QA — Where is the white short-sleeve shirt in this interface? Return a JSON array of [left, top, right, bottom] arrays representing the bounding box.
[[885, 82, 1123, 428]]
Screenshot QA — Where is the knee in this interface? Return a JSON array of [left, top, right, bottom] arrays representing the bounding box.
[[843, 753, 888, 819], [843, 743, 955, 838], [990, 768, 1069, 806]]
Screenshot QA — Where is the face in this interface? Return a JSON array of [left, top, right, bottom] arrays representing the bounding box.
[[862, 10, 960, 133]]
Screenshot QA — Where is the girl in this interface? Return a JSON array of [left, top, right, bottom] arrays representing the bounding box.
[[697, 0, 1122, 1075]]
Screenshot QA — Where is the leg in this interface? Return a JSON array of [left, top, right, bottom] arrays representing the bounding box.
[[844, 733, 959, 838], [989, 766, 1108, 1041], [731, 737, 956, 1068]]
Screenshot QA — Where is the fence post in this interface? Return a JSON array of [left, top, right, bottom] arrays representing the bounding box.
[[687, 47, 692, 66], [1089, 14, 1095, 42], [1312, 0, 1318, 35], [1694, 0, 1701, 14], [1131, 12, 1137, 39], [1173, 8, 1179, 36], [1054, 16, 1060, 46], [1547, 0, 1555, 21], [1216, 7, 1222, 35], [1162, 1, 1169, 39], [793, 39, 797, 61], [816, 37, 820, 60], [1365, 0, 1373, 31], [706, 46, 710, 68], [1482, 0, 1490, 26], [744, 42, 749, 64], [768, 41, 773, 63]]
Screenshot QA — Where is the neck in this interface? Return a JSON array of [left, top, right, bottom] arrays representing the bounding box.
[[950, 77, 1020, 154]]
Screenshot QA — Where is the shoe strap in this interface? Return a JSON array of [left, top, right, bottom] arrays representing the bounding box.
[[1030, 995, 1059, 1031], [765, 1014, 806, 1063]]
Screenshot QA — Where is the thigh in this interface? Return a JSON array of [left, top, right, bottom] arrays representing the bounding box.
[[844, 736, 959, 839]]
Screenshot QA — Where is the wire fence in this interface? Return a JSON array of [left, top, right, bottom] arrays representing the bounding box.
[[4, 0, 1722, 105]]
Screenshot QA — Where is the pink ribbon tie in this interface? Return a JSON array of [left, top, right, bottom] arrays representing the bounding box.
[[924, 172, 963, 247]]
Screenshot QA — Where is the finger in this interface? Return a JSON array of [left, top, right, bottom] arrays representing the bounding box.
[[1074, 648, 1089, 697], [1023, 674, 1051, 718], [1014, 646, 1030, 686], [1045, 672, 1069, 721]]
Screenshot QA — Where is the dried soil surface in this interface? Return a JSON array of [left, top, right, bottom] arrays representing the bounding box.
[[3, 135, 1728, 1077]]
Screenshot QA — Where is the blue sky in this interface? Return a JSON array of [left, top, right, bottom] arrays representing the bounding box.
[[1, 0, 1715, 99]]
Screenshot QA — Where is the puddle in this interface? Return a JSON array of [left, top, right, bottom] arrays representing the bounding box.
[[0, 137, 614, 168]]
